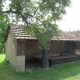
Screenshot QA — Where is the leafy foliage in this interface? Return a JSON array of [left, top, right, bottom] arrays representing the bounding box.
[[0, 15, 9, 52], [0, 0, 71, 50], [33, 23, 61, 50]]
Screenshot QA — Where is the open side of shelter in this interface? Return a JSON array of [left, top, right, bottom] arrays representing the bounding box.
[[33, 40, 80, 67], [5, 25, 80, 72]]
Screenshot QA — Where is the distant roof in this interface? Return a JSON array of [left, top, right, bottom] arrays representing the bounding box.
[[52, 32, 80, 41], [5, 25, 80, 41]]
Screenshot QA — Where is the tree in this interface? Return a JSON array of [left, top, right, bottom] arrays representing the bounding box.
[[0, 0, 71, 69], [0, 15, 9, 52]]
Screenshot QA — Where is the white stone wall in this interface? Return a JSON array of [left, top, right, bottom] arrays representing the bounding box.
[[15, 56, 25, 72], [5, 30, 25, 72], [5, 30, 17, 68]]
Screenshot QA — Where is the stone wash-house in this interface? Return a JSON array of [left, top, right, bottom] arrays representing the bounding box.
[[5, 25, 80, 72]]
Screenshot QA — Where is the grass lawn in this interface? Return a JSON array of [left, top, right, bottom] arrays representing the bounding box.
[[1, 53, 80, 80]]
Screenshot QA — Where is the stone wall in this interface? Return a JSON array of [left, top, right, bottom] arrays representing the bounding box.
[[5, 31, 25, 72], [5, 30, 25, 72], [5, 30, 17, 67], [15, 56, 25, 72]]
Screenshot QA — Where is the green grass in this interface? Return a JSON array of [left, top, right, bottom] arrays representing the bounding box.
[[1, 53, 80, 80]]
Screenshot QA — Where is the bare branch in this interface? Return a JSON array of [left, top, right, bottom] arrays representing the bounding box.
[[2, 9, 29, 24], [2, 10, 17, 14], [1, 9, 42, 26]]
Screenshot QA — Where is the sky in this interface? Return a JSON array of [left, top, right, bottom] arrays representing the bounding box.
[[58, 0, 80, 31]]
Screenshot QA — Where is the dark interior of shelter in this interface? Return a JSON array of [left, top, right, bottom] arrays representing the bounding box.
[[25, 40, 80, 68]]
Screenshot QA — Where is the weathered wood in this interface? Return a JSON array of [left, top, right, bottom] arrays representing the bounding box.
[[49, 54, 80, 66], [17, 40, 26, 56], [33, 54, 80, 67]]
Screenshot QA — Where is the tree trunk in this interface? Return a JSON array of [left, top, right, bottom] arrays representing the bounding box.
[[42, 49, 49, 69]]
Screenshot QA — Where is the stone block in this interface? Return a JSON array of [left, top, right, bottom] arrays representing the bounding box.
[[16, 56, 25, 62], [15, 65, 25, 72], [15, 56, 25, 72]]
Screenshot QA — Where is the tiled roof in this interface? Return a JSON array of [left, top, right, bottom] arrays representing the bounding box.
[[5, 25, 80, 41], [52, 32, 80, 41], [11, 25, 36, 39]]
